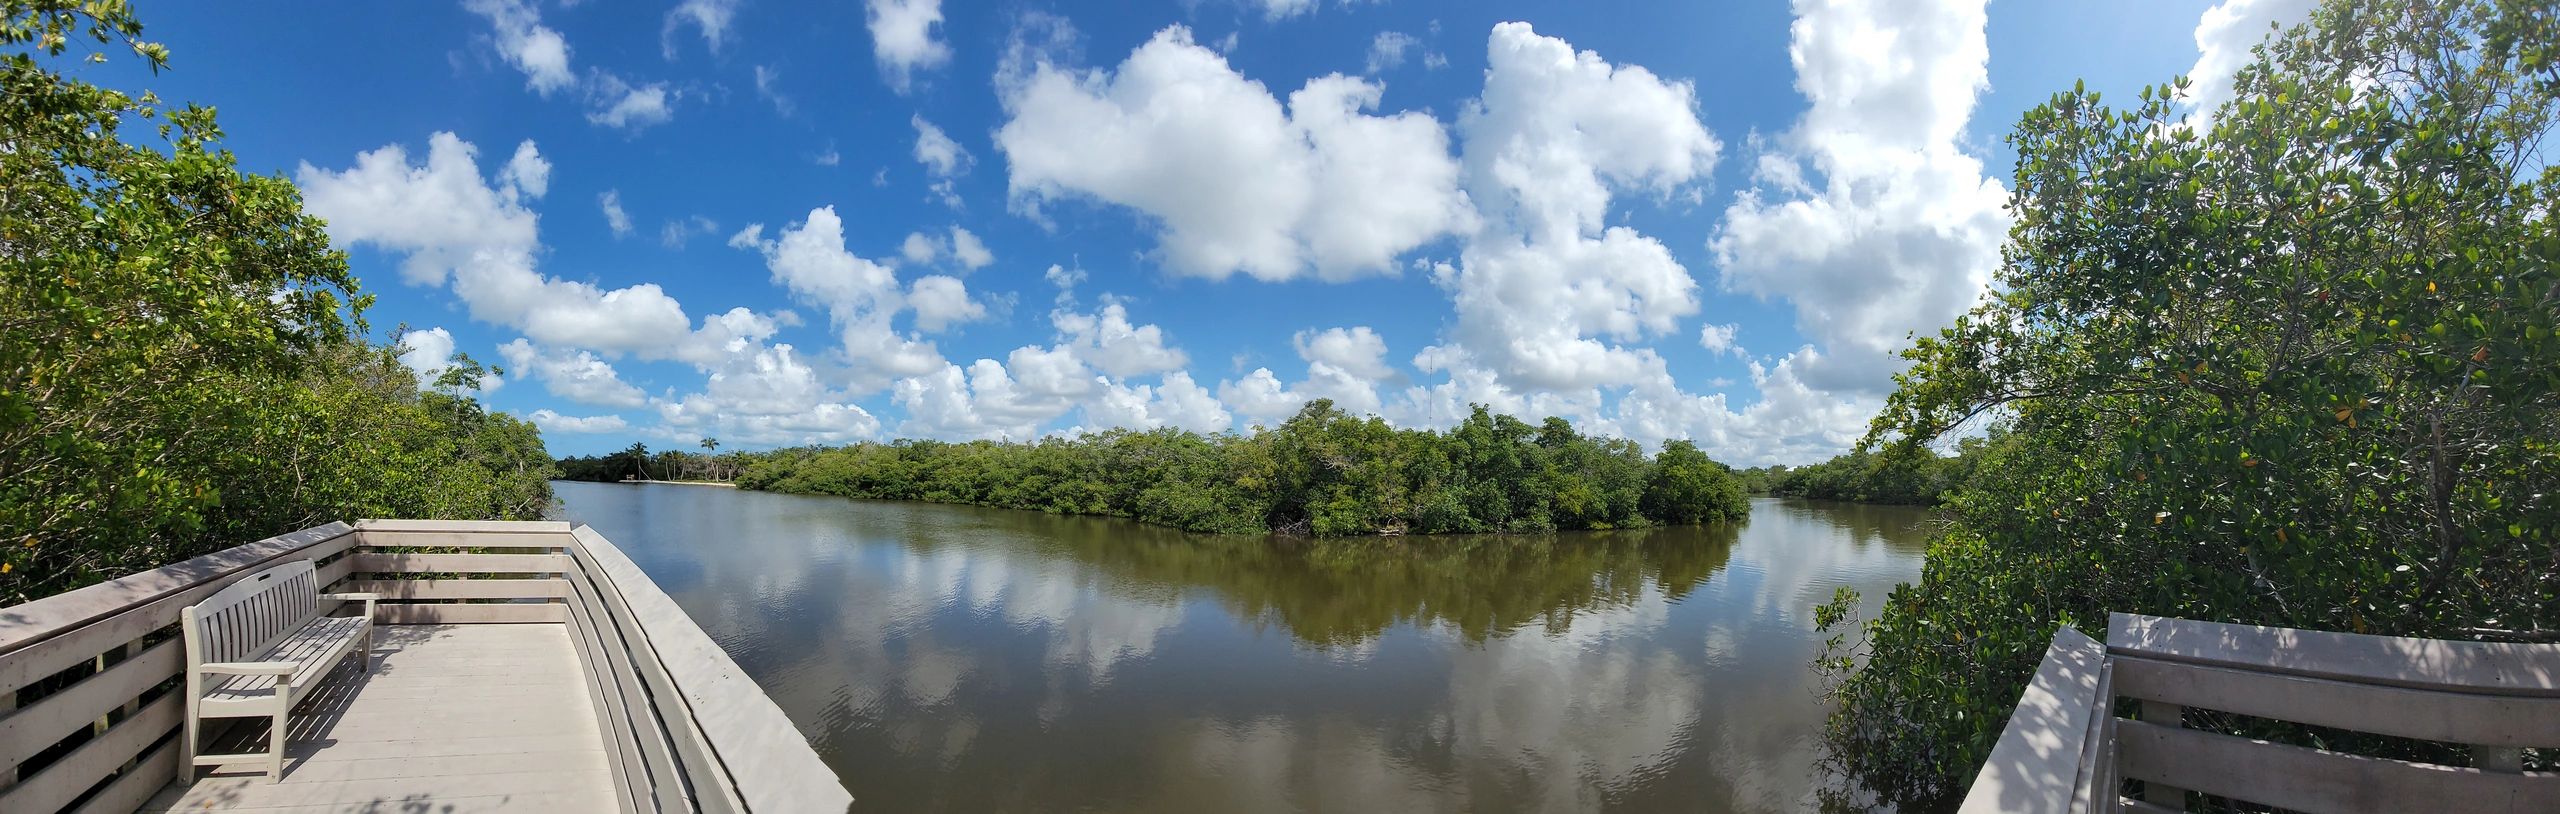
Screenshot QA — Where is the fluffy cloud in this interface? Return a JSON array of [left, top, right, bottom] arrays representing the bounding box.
[[1292, 326, 1397, 413], [866, 0, 951, 92], [996, 25, 1467, 281], [300, 132, 751, 359], [733, 206, 983, 392], [908, 275, 986, 332], [598, 190, 634, 236], [586, 72, 676, 131], [463, 0, 574, 96], [893, 360, 1078, 440], [1697, 323, 1742, 357], [656, 340, 888, 445], [889, 290, 1210, 440], [1085, 372, 1232, 434], [497, 141, 549, 198], [1218, 368, 1304, 427], [663, 0, 741, 57], [898, 226, 996, 271], [1713, 0, 2007, 396], [1366, 31, 1416, 74], [461, 0, 681, 131], [499, 339, 650, 408], [395, 327, 504, 393], [912, 114, 970, 207], [1420, 22, 1719, 392], [526, 409, 630, 434], [949, 227, 993, 270], [2182, 0, 2317, 124], [1053, 301, 1186, 378]]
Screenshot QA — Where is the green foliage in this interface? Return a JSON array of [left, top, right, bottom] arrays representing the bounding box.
[[1821, 0, 2560, 803], [728, 400, 1753, 537], [0, 5, 556, 600], [1643, 440, 1748, 523], [1760, 431, 2005, 505]]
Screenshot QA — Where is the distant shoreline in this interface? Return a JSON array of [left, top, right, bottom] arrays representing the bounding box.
[[570, 479, 738, 488]]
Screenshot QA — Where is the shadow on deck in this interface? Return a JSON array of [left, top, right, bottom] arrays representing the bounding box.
[[145, 625, 613, 813]]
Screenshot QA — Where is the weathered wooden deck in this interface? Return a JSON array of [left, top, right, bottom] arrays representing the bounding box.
[[1958, 613, 2559, 813], [0, 520, 853, 814], [141, 624, 615, 813]]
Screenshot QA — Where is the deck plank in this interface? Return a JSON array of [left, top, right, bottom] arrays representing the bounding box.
[[148, 624, 617, 813]]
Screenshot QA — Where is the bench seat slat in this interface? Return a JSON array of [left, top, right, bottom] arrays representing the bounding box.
[[183, 558, 372, 782], [202, 616, 368, 705]]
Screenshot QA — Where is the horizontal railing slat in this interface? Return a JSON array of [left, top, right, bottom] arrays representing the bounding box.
[[374, 603, 566, 625], [0, 525, 355, 696], [355, 530, 572, 549], [0, 637, 181, 769], [2114, 719, 2559, 812], [577, 526, 852, 814], [0, 692, 180, 813], [342, 579, 570, 600], [348, 553, 572, 574], [2112, 655, 2560, 748], [67, 735, 177, 814], [2109, 613, 2560, 697], [569, 544, 696, 814], [562, 576, 649, 814], [356, 519, 574, 533]]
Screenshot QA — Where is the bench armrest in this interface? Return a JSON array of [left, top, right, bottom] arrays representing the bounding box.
[[321, 592, 379, 621], [201, 661, 295, 676]]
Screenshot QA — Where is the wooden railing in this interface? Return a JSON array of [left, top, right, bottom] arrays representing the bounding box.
[[1960, 613, 2560, 813], [0, 520, 851, 814]]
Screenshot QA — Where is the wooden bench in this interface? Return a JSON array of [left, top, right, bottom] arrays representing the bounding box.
[[178, 558, 377, 782], [1961, 613, 2560, 813]]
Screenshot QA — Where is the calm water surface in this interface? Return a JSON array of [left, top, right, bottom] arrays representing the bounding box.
[[553, 481, 1931, 813]]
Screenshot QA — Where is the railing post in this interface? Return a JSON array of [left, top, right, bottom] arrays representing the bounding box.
[[2139, 701, 2187, 810]]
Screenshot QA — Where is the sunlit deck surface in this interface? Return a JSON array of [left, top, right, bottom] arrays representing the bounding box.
[[0, 520, 849, 814], [143, 625, 613, 813]]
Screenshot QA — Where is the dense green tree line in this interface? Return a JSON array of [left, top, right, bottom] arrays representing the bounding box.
[[734, 401, 1751, 537], [1818, 0, 2560, 804], [556, 440, 750, 483], [1744, 432, 2004, 505], [1, 4, 556, 601]]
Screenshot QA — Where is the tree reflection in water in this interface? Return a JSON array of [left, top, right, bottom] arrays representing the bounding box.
[[560, 483, 1929, 814]]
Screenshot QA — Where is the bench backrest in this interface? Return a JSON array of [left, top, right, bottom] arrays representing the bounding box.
[[2103, 612, 2560, 812], [185, 559, 323, 665]]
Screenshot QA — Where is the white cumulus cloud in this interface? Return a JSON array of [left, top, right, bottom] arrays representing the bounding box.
[[1713, 0, 2007, 396], [996, 25, 1467, 281], [866, 0, 951, 92], [499, 339, 650, 408], [463, 0, 575, 96], [2182, 0, 2318, 126], [527, 409, 630, 434], [299, 133, 752, 360]]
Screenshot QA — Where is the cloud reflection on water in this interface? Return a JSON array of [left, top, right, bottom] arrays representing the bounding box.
[[560, 485, 1929, 812]]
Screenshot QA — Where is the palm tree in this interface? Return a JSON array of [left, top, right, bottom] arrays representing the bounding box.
[[699, 437, 720, 481]]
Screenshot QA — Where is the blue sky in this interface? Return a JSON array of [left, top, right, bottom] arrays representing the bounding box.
[[69, 0, 2310, 460]]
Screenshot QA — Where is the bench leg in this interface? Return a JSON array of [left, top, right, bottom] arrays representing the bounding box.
[[361, 624, 373, 673], [267, 710, 288, 782]]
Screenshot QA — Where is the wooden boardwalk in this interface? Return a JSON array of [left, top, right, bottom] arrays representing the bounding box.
[[142, 624, 616, 813]]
